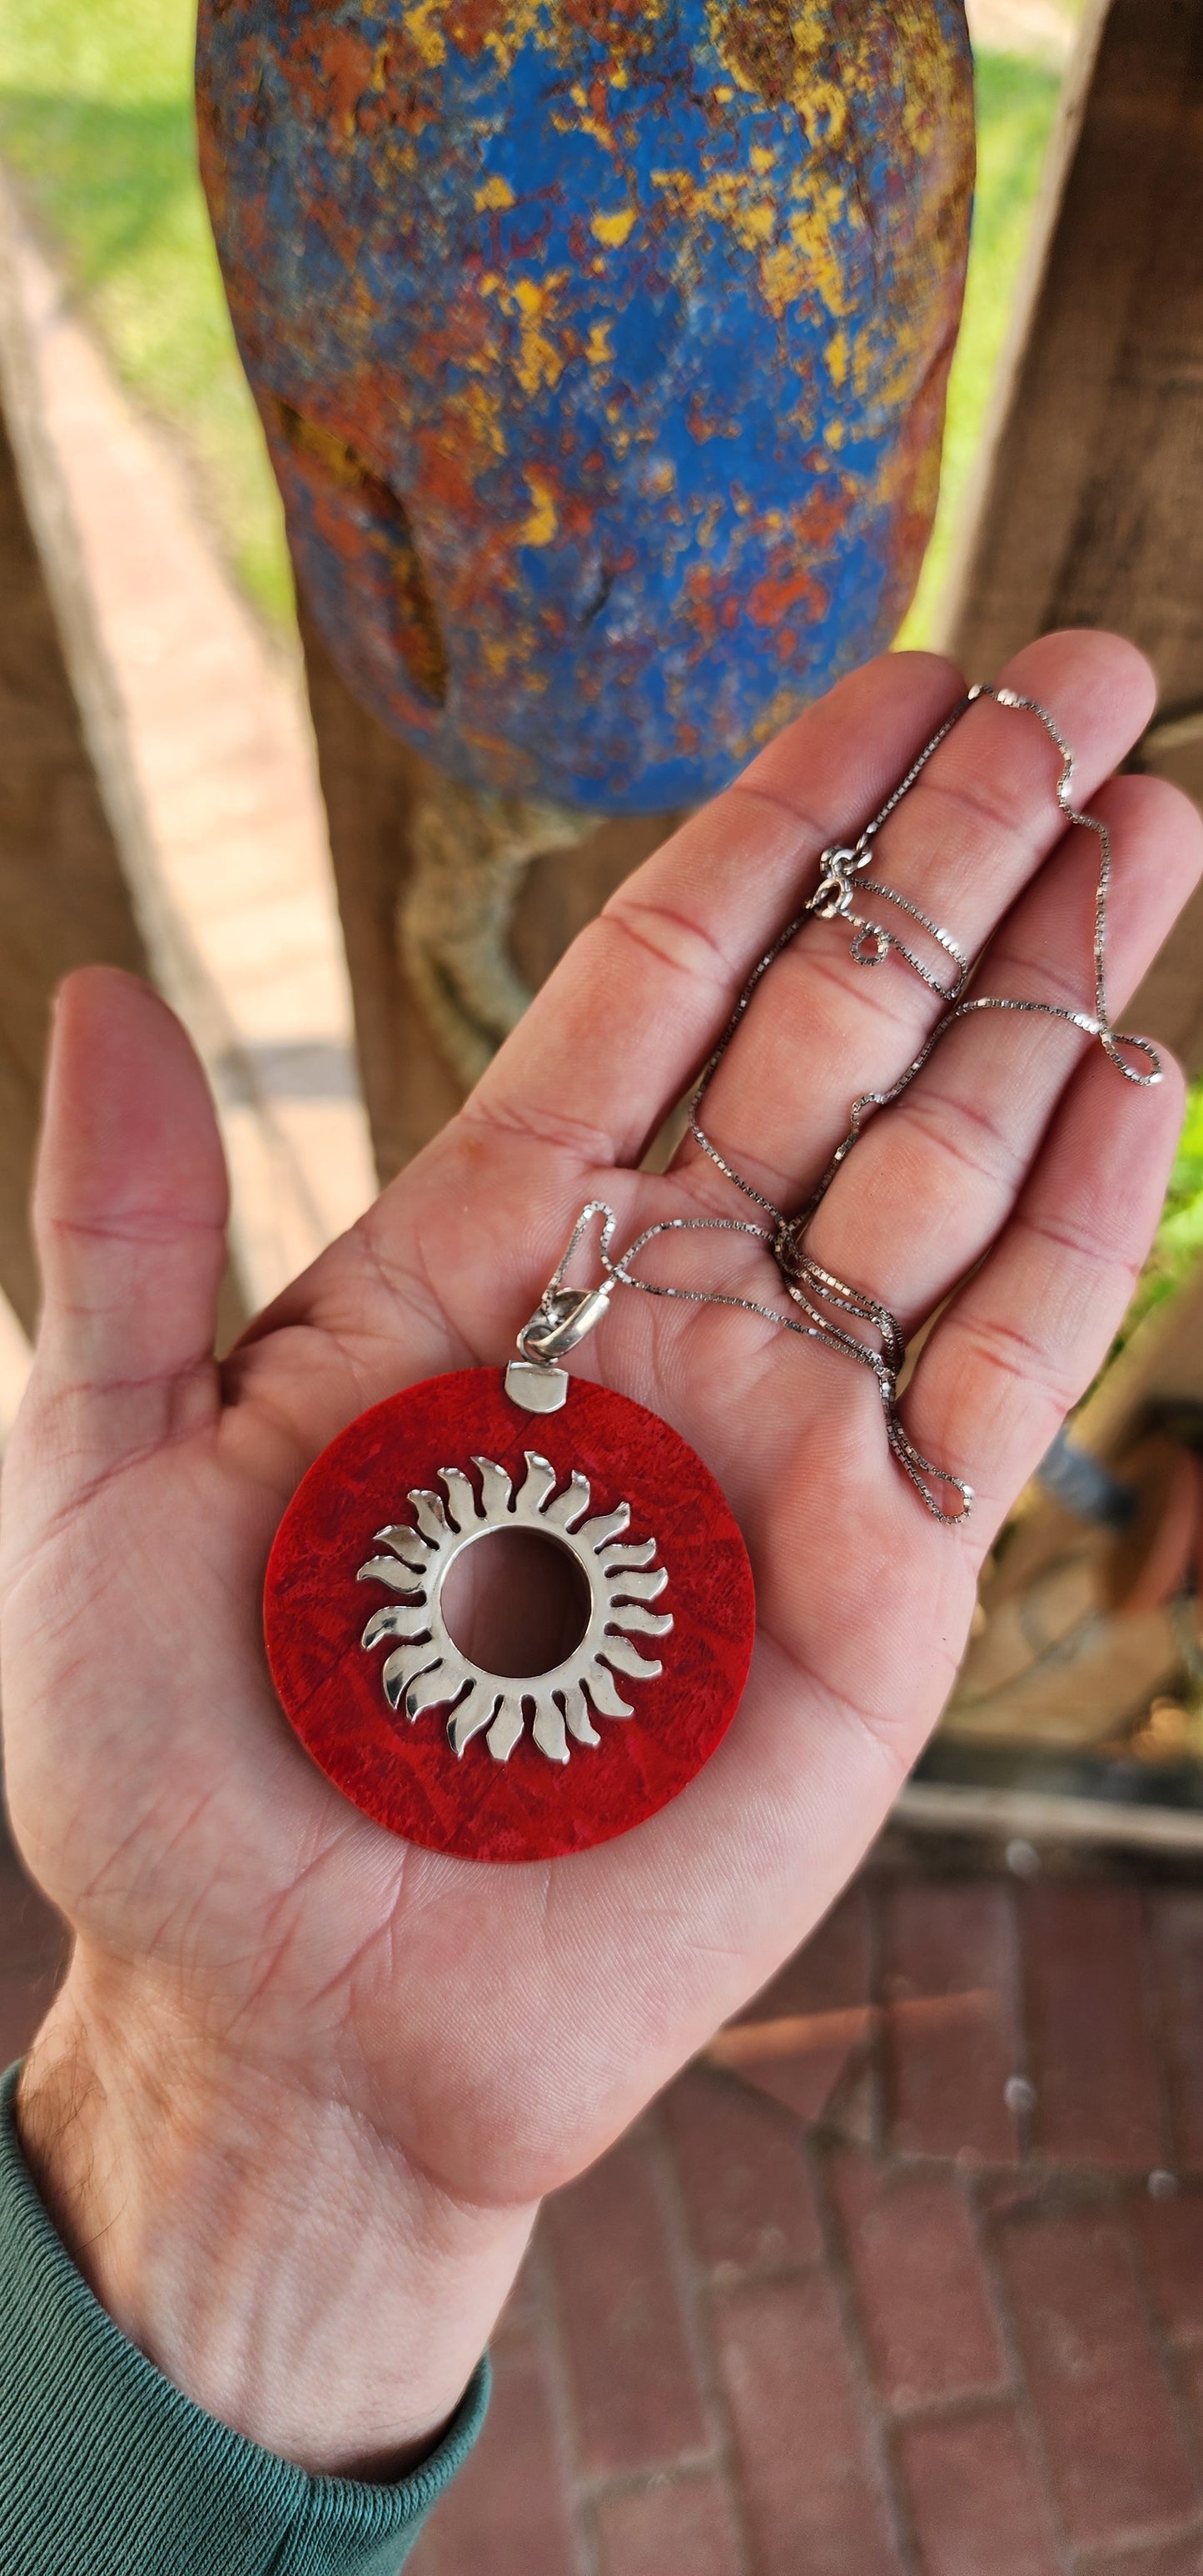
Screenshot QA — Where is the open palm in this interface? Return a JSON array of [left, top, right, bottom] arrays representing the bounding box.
[[2, 634, 1199, 2457]]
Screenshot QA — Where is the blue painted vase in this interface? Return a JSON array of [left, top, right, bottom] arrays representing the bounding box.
[[198, 1, 973, 811]]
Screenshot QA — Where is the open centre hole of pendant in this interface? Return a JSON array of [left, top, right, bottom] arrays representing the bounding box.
[[440, 1527, 591, 1678]]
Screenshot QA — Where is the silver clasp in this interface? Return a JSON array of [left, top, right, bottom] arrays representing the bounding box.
[[809, 846, 857, 919], [517, 1281, 614, 1364], [505, 1206, 619, 1412]]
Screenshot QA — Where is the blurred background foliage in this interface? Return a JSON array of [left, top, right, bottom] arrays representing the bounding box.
[[0, 0, 290, 621]]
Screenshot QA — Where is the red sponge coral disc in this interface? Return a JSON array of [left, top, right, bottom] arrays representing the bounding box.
[[264, 1368, 755, 1862]]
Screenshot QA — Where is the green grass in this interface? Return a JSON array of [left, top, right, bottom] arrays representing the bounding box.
[[1116, 1086, 1203, 1345], [897, 46, 1065, 649], [0, 0, 292, 626]]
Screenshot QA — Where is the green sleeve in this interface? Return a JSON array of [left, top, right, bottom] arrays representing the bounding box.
[[0, 2065, 489, 2576]]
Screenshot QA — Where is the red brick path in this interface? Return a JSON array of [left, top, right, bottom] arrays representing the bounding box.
[[5, 1837, 1203, 2574], [415, 1872, 1203, 2576]]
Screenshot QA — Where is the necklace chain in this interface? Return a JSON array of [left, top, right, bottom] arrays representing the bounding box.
[[534, 687, 1162, 1526]]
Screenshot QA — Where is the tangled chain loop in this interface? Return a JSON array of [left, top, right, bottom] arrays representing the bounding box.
[[544, 689, 1161, 1524]]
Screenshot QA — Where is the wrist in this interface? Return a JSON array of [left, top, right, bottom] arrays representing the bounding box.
[[17, 1952, 533, 2476]]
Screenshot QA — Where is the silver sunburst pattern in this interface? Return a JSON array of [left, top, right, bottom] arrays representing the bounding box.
[[356, 1450, 674, 1765]]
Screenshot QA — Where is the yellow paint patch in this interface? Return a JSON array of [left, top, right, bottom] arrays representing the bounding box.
[[604, 405, 633, 460], [740, 201, 776, 244], [560, 84, 615, 154], [459, 378, 507, 460], [489, 273, 569, 398], [585, 320, 614, 368], [592, 206, 638, 249], [652, 164, 787, 259], [478, 0, 546, 81], [401, 0, 446, 69], [757, 241, 808, 316], [474, 175, 515, 211], [519, 472, 559, 547]]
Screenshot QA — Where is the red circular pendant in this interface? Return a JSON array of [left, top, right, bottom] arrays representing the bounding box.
[[264, 1369, 755, 1862]]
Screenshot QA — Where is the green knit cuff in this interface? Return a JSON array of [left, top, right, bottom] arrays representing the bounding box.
[[0, 2064, 489, 2576]]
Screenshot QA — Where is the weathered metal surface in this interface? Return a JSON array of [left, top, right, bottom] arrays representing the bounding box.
[[197, 1, 973, 813]]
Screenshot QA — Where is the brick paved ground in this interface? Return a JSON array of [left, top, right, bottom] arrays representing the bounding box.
[[3, 182, 375, 1329], [5, 1831, 1203, 2574]]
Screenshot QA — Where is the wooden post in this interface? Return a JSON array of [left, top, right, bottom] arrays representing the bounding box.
[[944, 0, 1203, 1067], [0, 336, 148, 1335]]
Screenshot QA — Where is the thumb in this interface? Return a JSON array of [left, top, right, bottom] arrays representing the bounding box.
[[25, 967, 228, 1490]]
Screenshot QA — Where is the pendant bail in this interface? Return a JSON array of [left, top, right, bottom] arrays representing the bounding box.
[[519, 1282, 614, 1362], [506, 1276, 615, 1413]]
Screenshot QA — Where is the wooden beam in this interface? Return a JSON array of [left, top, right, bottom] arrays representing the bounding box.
[[945, 0, 1203, 1068], [1128, 711, 1203, 1073], [296, 603, 461, 1186], [298, 599, 679, 1184]]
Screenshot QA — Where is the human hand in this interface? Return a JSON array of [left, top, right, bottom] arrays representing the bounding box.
[[2, 633, 1197, 2473]]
